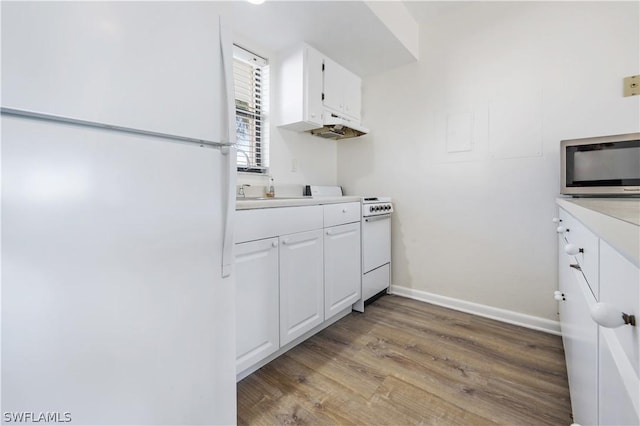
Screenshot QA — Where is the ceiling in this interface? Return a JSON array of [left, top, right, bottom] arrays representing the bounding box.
[[228, 1, 423, 77], [402, 1, 471, 23]]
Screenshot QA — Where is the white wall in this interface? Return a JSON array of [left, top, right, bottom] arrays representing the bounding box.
[[232, 33, 338, 196], [338, 1, 640, 322]]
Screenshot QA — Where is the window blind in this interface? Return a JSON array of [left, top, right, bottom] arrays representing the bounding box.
[[233, 45, 268, 173]]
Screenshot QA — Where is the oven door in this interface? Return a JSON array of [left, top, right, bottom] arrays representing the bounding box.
[[362, 214, 391, 273]]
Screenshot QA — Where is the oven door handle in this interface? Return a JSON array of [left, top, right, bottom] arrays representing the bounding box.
[[364, 214, 391, 222]]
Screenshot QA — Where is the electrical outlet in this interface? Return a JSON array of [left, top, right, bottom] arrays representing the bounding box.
[[623, 74, 639, 97]]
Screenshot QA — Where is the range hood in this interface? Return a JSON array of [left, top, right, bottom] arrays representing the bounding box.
[[308, 113, 369, 140]]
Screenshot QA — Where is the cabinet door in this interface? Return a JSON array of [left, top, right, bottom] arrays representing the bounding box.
[[324, 222, 361, 320], [322, 57, 345, 116], [235, 238, 279, 373], [304, 46, 324, 127], [599, 333, 640, 425], [558, 239, 598, 426], [280, 230, 324, 346], [598, 240, 640, 425], [342, 70, 362, 121]]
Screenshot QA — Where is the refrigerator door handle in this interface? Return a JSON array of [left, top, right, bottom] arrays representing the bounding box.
[[219, 16, 236, 278]]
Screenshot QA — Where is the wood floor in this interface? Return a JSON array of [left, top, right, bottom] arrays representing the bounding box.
[[237, 295, 572, 425]]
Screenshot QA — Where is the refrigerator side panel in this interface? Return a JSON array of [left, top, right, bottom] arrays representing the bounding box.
[[1, 115, 236, 424]]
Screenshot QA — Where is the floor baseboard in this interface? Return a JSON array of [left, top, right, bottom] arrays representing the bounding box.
[[389, 285, 561, 335]]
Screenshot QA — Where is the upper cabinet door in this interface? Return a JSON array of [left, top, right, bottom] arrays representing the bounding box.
[[322, 57, 345, 117], [305, 46, 325, 127], [343, 71, 362, 121], [1, 2, 228, 142], [322, 57, 362, 122]]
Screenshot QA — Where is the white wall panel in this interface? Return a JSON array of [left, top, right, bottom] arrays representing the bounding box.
[[338, 2, 640, 321]]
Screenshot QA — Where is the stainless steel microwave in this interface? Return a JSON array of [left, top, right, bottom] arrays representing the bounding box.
[[561, 132, 640, 196]]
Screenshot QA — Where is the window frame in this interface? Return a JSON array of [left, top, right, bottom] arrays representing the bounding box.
[[233, 44, 269, 174]]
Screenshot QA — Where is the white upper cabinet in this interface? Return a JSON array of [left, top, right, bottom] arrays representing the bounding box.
[[277, 45, 324, 131], [278, 44, 362, 130], [322, 57, 362, 122]]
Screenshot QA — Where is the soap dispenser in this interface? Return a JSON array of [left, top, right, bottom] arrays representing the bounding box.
[[266, 176, 275, 198]]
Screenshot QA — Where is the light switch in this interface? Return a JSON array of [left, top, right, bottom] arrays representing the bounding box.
[[623, 74, 639, 97]]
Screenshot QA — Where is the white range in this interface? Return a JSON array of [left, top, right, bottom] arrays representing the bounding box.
[[353, 196, 394, 312]]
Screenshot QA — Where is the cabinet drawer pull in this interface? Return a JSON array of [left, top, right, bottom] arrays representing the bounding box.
[[326, 228, 355, 237], [590, 302, 636, 328], [564, 243, 584, 255], [569, 263, 581, 271]]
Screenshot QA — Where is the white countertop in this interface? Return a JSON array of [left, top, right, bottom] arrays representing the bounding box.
[[558, 197, 640, 226], [556, 197, 640, 266], [236, 195, 361, 210]]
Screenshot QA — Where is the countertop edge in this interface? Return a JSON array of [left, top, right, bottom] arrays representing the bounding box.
[[556, 198, 640, 267], [236, 196, 362, 210]]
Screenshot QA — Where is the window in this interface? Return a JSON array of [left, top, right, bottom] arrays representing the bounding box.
[[233, 45, 269, 173]]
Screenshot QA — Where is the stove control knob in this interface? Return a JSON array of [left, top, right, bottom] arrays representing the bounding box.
[[369, 206, 374, 212]]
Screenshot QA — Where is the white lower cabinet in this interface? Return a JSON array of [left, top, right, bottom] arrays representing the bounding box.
[[324, 222, 361, 320], [556, 205, 640, 426], [235, 237, 279, 373], [234, 203, 362, 377], [598, 240, 639, 426], [598, 334, 639, 425], [558, 238, 598, 425], [279, 229, 324, 346]]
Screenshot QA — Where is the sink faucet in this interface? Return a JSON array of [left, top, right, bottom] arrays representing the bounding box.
[[238, 150, 250, 171], [238, 184, 250, 198]]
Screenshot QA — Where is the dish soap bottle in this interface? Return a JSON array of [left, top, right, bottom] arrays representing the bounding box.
[[266, 176, 275, 198]]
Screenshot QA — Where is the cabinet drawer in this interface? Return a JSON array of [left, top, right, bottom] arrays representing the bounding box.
[[559, 209, 599, 298], [600, 240, 639, 377], [235, 205, 323, 243], [363, 263, 390, 302], [323, 202, 360, 227], [597, 240, 639, 425]]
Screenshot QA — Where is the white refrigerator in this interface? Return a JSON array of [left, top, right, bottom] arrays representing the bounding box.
[[1, 2, 237, 425]]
